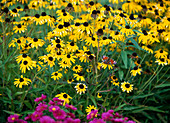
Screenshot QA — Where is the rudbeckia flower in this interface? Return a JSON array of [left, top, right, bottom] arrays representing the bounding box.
[[55, 92, 72, 105], [51, 71, 63, 80], [73, 65, 82, 73], [121, 81, 133, 93], [39, 54, 55, 67], [75, 83, 87, 95], [29, 38, 45, 49], [14, 75, 32, 88], [130, 67, 142, 76], [10, 8, 20, 17], [155, 58, 168, 66], [73, 73, 85, 81], [154, 49, 168, 58], [86, 105, 97, 115], [20, 59, 36, 73], [97, 93, 102, 98]]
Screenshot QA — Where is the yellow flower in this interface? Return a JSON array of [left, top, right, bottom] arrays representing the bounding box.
[[13, 24, 27, 33], [73, 65, 82, 73], [121, 81, 133, 93], [20, 59, 36, 73], [55, 92, 72, 106], [75, 83, 87, 95], [14, 75, 32, 88], [130, 67, 142, 76], [155, 58, 168, 66], [51, 71, 63, 80], [86, 105, 97, 115], [73, 73, 85, 81], [67, 79, 74, 84], [97, 93, 102, 98], [154, 49, 168, 59]]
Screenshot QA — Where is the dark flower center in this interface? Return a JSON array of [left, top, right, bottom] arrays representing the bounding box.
[[70, 42, 74, 46], [35, 14, 40, 18], [17, 6, 21, 9], [132, 52, 137, 57], [48, 57, 53, 61], [67, 3, 73, 7], [75, 66, 78, 69], [89, 55, 94, 60], [125, 25, 130, 29], [78, 73, 83, 76], [103, 37, 107, 40], [69, 79, 72, 81], [115, 31, 119, 35], [89, 1, 94, 6], [41, 12, 46, 16], [33, 38, 38, 42], [20, 78, 24, 82], [97, 29, 103, 34], [58, 25, 63, 29], [79, 84, 84, 89], [134, 67, 138, 70], [63, 94, 68, 98], [57, 52, 61, 55], [63, 13, 67, 16], [55, 73, 58, 76], [113, 76, 116, 79], [108, 36, 112, 39], [17, 40, 21, 43], [23, 61, 28, 65], [64, 22, 70, 27], [67, 54, 70, 58], [22, 54, 27, 58], [92, 37, 95, 41], [125, 84, 130, 88], [75, 23, 80, 26], [55, 39, 60, 43], [92, 10, 97, 14], [147, 45, 151, 48], [17, 24, 21, 28], [99, 93, 101, 96], [83, 22, 88, 27], [12, 9, 17, 13], [5, 18, 10, 22], [62, 9, 65, 13], [56, 44, 61, 48], [160, 50, 163, 53], [160, 58, 164, 62]]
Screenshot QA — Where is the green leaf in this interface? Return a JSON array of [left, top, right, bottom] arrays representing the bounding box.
[[132, 93, 154, 99], [3, 110, 18, 115], [145, 106, 165, 113], [6, 87, 12, 100], [90, 96, 97, 108], [14, 91, 27, 96], [129, 38, 142, 50], [122, 106, 142, 110], [21, 110, 34, 115], [77, 110, 84, 116], [121, 51, 127, 68], [155, 84, 170, 88], [24, 100, 33, 109], [118, 70, 124, 81], [114, 104, 126, 112]]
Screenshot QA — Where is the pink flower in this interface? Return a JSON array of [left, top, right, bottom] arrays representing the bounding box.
[[7, 114, 19, 122], [107, 110, 114, 114], [112, 118, 124, 122], [31, 111, 43, 121], [65, 103, 77, 111], [17, 119, 27, 123], [39, 116, 55, 123], [53, 97, 64, 102], [101, 112, 113, 121], [64, 118, 81, 123], [57, 101, 63, 106], [49, 100, 56, 105], [67, 112, 75, 118], [89, 118, 106, 123], [87, 109, 98, 120], [34, 94, 47, 103], [127, 120, 136, 123], [53, 109, 66, 120], [49, 105, 60, 112], [24, 114, 31, 121], [36, 102, 48, 112]]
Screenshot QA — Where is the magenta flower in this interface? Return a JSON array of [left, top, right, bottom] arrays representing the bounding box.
[[39, 116, 55, 123], [67, 112, 75, 118], [64, 118, 81, 123], [53, 97, 64, 102], [49, 100, 56, 105], [127, 120, 136, 123], [89, 118, 106, 123], [36, 102, 48, 112], [34, 94, 47, 103], [101, 112, 113, 121], [87, 109, 98, 120], [112, 118, 124, 122], [31, 111, 43, 121], [107, 110, 114, 114], [49, 105, 60, 112], [65, 103, 77, 111], [24, 114, 31, 121], [7, 114, 19, 123], [53, 109, 66, 120], [17, 119, 27, 123]]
